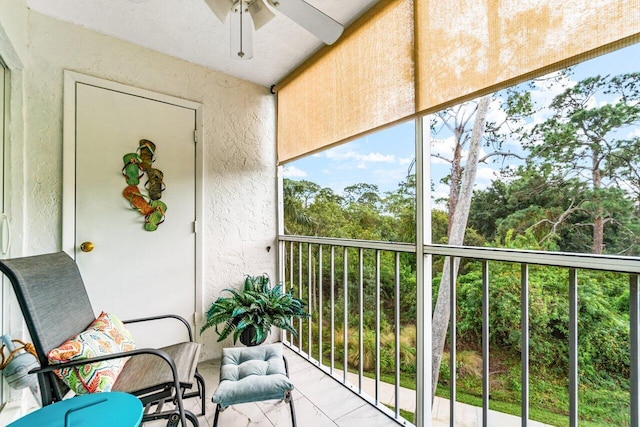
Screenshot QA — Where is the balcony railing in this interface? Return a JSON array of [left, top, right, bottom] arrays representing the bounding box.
[[278, 235, 640, 427]]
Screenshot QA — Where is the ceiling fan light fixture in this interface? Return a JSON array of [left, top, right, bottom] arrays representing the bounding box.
[[247, 0, 275, 30], [205, 0, 344, 59], [230, 0, 254, 59], [205, 0, 234, 23]]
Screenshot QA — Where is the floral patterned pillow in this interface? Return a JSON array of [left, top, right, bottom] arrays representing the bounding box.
[[47, 312, 136, 394]]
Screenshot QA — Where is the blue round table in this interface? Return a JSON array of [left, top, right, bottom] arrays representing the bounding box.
[[8, 392, 143, 427]]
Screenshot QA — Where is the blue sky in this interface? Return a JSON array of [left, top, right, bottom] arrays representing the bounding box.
[[283, 121, 415, 195], [282, 43, 640, 200]]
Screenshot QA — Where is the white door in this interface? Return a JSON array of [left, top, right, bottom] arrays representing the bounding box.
[[63, 72, 203, 348]]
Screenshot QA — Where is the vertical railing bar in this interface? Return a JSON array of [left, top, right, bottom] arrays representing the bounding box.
[[450, 256, 456, 427], [482, 260, 490, 427], [284, 241, 290, 345], [344, 247, 349, 384], [298, 242, 303, 350], [375, 250, 381, 405], [331, 246, 335, 375], [319, 245, 324, 367], [521, 264, 529, 427], [394, 251, 401, 419], [308, 243, 312, 359], [569, 268, 578, 427], [288, 241, 294, 345], [631, 274, 639, 427], [358, 248, 364, 394]]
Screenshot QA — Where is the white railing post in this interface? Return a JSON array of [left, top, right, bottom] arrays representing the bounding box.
[[319, 245, 323, 366], [569, 269, 578, 427], [521, 264, 529, 427], [416, 115, 432, 426], [482, 260, 490, 426], [631, 274, 639, 427]]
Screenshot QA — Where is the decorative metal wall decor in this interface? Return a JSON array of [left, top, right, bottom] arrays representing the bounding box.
[[122, 139, 167, 231]]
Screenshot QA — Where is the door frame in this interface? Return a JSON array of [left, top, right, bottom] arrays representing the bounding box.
[[62, 70, 204, 334], [0, 51, 8, 409]]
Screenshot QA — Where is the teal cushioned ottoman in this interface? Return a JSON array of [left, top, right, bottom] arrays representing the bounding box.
[[212, 342, 294, 408]]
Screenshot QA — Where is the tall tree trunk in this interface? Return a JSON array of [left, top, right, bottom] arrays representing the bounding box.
[[431, 95, 491, 399], [592, 214, 604, 254], [591, 162, 604, 254], [447, 131, 464, 235]]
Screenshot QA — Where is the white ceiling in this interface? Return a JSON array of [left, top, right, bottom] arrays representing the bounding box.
[[26, 0, 378, 87]]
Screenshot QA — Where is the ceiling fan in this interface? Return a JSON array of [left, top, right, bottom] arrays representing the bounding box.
[[204, 0, 344, 59]]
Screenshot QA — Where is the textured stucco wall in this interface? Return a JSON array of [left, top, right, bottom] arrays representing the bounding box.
[[0, 0, 29, 411], [1, 5, 277, 361]]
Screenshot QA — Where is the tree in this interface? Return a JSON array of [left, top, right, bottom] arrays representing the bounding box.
[[343, 183, 382, 207], [524, 72, 640, 254], [469, 164, 640, 255], [383, 174, 417, 243], [431, 95, 491, 396], [283, 178, 317, 234]]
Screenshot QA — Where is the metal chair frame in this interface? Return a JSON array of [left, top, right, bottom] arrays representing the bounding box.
[[0, 252, 205, 427]]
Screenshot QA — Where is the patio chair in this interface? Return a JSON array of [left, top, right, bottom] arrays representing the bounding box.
[[211, 343, 296, 427], [0, 251, 205, 427]]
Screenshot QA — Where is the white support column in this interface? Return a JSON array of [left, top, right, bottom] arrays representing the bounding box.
[[276, 165, 285, 343], [415, 116, 432, 426], [277, 165, 285, 272]]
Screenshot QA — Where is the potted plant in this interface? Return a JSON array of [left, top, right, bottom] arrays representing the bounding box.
[[200, 274, 309, 346]]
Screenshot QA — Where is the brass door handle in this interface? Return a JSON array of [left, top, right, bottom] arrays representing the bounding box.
[[80, 242, 95, 252]]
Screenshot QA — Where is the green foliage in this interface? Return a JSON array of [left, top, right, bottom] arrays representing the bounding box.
[[455, 253, 630, 386], [469, 165, 640, 255], [523, 72, 640, 254], [283, 68, 640, 426], [321, 324, 416, 376], [283, 176, 416, 243], [200, 274, 309, 345]]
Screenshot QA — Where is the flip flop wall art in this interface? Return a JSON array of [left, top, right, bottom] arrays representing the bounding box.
[[121, 139, 167, 231]]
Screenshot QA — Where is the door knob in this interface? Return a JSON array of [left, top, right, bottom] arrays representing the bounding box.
[[80, 242, 95, 252]]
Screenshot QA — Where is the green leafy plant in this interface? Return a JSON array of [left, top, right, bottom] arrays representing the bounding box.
[[200, 274, 309, 345]]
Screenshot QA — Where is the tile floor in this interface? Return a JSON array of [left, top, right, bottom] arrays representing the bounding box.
[[144, 346, 402, 427]]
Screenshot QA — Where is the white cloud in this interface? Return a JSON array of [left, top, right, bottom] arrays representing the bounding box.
[[431, 156, 450, 166], [324, 149, 356, 161], [282, 165, 307, 178], [399, 156, 413, 165], [628, 128, 640, 138], [372, 166, 413, 189], [361, 153, 395, 163], [475, 167, 499, 187], [431, 183, 450, 210], [430, 136, 455, 164], [486, 97, 508, 128], [324, 147, 396, 164]]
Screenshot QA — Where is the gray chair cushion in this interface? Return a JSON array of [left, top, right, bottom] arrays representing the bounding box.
[[113, 342, 201, 393], [212, 343, 294, 408]]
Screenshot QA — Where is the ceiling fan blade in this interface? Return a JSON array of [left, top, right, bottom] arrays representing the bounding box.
[[266, 0, 344, 45], [248, 0, 276, 30], [204, 0, 234, 23]]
